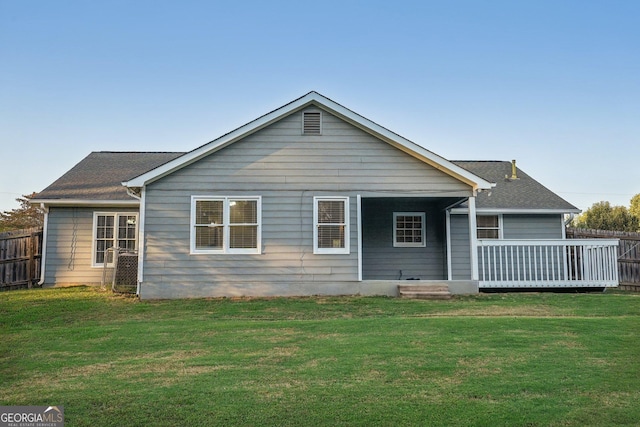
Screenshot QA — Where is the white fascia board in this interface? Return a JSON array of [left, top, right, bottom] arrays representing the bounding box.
[[449, 208, 582, 215], [122, 91, 494, 190], [30, 199, 139, 208]]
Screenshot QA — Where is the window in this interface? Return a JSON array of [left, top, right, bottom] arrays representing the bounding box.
[[394, 212, 426, 247], [92, 212, 138, 266], [191, 196, 261, 254], [303, 111, 322, 135], [314, 197, 349, 254], [477, 215, 501, 239]]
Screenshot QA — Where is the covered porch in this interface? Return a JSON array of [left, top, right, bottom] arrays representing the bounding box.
[[357, 196, 619, 292]]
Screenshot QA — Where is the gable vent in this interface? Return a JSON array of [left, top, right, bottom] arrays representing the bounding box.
[[303, 111, 322, 135]]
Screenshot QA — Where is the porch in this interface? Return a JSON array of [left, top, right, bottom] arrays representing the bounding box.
[[476, 239, 619, 288]]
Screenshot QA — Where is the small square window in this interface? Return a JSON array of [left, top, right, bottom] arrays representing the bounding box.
[[394, 212, 426, 247]]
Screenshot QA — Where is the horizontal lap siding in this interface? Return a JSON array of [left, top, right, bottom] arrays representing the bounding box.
[[45, 207, 138, 285], [450, 215, 472, 280], [503, 214, 563, 239], [141, 110, 471, 298]]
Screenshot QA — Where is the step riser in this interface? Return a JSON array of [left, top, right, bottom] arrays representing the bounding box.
[[398, 286, 449, 293], [398, 285, 452, 300]]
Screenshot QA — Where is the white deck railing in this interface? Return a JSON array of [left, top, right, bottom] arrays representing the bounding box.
[[477, 239, 619, 288]]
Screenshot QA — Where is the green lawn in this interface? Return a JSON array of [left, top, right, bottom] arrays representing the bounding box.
[[1, 287, 639, 426]]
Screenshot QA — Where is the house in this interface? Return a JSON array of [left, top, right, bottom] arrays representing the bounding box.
[[31, 92, 619, 299]]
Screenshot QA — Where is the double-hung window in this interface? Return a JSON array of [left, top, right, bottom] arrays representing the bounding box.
[[394, 212, 426, 247], [92, 212, 138, 267], [313, 197, 349, 254], [477, 215, 502, 239], [191, 196, 261, 254]]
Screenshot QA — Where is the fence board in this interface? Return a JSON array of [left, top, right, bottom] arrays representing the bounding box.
[[0, 227, 43, 291], [566, 227, 640, 290]]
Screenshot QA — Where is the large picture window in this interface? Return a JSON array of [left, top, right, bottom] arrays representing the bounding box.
[[191, 196, 261, 254], [92, 212, 138, 267], [394, 212, 426, 247], [314, 197, 349, 254]]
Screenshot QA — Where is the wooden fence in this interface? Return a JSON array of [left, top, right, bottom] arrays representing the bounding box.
[[566, 228, 640, 291], [0, 227, 43, 291]]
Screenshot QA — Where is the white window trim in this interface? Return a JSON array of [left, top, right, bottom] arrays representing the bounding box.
[[91, 212, 139, 268], [477, 214, 503, 240], [190, 196, 262, 255], [393, 212, 426, 247], [313, 196, 350, 255]]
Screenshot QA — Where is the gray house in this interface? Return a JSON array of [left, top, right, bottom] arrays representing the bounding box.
[[32, 92, 619, 299]]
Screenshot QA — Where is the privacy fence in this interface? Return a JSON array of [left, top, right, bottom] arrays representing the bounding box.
[[566, 227, 640, 291], [0, 227, 43, 291]]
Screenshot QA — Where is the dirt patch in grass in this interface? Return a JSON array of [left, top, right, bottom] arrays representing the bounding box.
[[430, 305, 560, 317]]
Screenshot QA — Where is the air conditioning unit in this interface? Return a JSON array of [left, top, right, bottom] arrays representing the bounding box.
[[113, 252, 138, 293]]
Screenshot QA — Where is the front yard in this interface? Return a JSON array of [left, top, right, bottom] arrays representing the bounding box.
[[1, 287, 639, 426]]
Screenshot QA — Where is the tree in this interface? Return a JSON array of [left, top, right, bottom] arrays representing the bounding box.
[[572, 201, 639, 232], [0, 193, 45, 233], [630, 193, 640, 222]]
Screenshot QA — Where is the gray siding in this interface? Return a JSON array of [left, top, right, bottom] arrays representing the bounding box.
[[141, 109, 472, 298], [44, 206, 138, 285], [362, 198, 446, 280], [449, 214, 472, 280], [503, 214, 563, 239]]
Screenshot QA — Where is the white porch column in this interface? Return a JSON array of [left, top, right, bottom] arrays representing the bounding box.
[[136, 187, 146, 295], [468, 195, 479, 281], [357, 194, 362, 282]]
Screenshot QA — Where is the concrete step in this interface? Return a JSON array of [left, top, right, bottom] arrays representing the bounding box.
[[398, 285, 452, 300]]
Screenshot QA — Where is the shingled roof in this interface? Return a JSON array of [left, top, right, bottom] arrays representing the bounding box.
[[32, 152, 578, 213], [33, 152, 185, 202], [453, 161, 579, 212]]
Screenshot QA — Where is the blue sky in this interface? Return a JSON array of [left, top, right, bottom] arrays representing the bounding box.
[[1, 0, 638, 212]]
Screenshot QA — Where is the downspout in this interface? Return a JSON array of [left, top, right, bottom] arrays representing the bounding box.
[[37, 204, 49, 286]]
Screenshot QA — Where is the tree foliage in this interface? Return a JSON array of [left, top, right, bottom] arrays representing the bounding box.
[[630, 193, 640, 222], [0, 193, 45, 233], [573, 200, 639, 232]]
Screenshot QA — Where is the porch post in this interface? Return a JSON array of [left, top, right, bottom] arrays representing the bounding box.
[[468, 196, 479, 281], [136, 187, 146, 295], [446, 210, 452, 280], [357, 194, 362, 282]]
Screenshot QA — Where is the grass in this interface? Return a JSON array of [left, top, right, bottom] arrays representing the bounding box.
[[1, 287, 639, 426]]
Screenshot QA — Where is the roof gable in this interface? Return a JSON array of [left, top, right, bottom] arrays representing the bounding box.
[[122, 92, 493, 191]]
